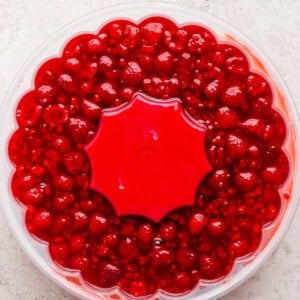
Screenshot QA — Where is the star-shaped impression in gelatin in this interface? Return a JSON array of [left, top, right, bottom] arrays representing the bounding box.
[[85, 93, 211, 222]]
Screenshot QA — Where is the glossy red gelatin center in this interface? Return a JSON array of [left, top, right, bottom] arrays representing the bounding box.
[[86, 93, 211, 221]]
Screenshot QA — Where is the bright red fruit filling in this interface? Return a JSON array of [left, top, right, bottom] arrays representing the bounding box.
[[9, 16, 289, 297]]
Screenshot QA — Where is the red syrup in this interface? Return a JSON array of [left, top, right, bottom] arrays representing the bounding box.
[[8, 16, 289, 297]]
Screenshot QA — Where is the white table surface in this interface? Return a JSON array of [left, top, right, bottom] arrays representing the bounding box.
[[0, 0, 299, 299]]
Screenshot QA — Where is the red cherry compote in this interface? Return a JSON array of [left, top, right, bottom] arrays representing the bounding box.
[[9, 16, 289, 297]]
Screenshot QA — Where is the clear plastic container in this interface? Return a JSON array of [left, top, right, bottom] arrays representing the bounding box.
[[0, 2, 299, 299]]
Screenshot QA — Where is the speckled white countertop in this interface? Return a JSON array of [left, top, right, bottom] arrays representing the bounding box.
[[0, 0, 299, 299]]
